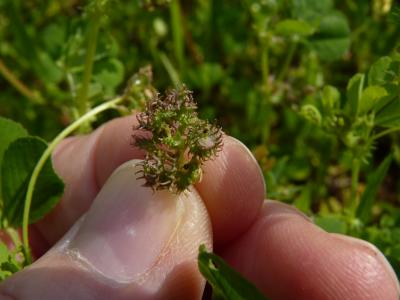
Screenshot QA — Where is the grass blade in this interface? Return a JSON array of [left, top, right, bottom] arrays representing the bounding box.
[[356, 155, 392, 223]]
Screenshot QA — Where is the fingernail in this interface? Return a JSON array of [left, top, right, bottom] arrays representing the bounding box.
[[60, 160, 185, 283], [229, 137, 266, 195], [333, 234, 400, 294]]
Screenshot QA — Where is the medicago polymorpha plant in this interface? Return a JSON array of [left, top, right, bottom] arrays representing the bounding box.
[[133, 86, 223, 192]]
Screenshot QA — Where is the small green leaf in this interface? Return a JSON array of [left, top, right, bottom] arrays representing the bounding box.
[[1, 137, 64, 226], [41, 23, 67, 56], [375, 97, 400, 127], [290, 0, 333, 21], [198, 245, 267, 300], [0, 118, 28, 202], [186, 63, 224, 91], [359, 86, 388, 115], [275, 19, 315, 37], [321, 85, 340, 113], [37, 51, 64, 84], [314, 215, 347, 234], [0, 118, 28, 165], [373, 83, 399, 113], [309, 12, 350, 61], [346, 73, 365, 117], [368, 56, 394, 86], [93, 58, 125, 96], [293, 184, 312, 213], [357, 155, 392, 223]]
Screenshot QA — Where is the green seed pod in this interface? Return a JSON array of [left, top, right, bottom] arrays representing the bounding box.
[[300, 104, 322, 126]]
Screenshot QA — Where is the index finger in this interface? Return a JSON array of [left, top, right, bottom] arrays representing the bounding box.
[[33, 116, 265, 252], [221, 201, 400, 300]]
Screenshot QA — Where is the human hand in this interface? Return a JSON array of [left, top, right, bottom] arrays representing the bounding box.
[[0, 116, 398, 300]]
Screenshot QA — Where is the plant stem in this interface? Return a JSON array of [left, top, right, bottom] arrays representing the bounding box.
[[260, 42, 271, 144], [372, 126, 400, 140], [349, 157, 360, 216], [0, 59, 43, 104], [277, 40, 297, 82], [170, 0, 185, 72], [22, 96, 123, 263], [261, 43, 270, 97], [160, 52, 181, 88], [76, 9, 102, 117]]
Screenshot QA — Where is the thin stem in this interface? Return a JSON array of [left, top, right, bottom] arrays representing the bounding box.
[[170, 0, 185, 72], [277, 40, 297, 82], [160, 52, 181, 88], [76, 10, 102, 117], [372, 126, 400, 140], [66, 71, 77, 100], [261, 43, 270, 97], [0, 59, 43, 104], [349, 158, 360, 216], [22, 96, 124, 263], [260, 41, 271, 144], [351, 18, 372, 40]]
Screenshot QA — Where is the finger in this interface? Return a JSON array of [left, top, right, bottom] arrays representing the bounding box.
[[221, 201, 400, 300], [35, 116, 265, 250], [1, 160, 212, 300], [35, 116, 143, 247], [195, 137, 265, 246]]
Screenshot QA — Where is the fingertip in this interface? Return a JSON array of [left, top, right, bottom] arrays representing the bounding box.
[[37, 128, 103, 245], [2, 161, 211, 300], [330, 234, 400, 295], [36, 116, 141, 247], [93, 115, 144, 187], [195, 136, 265, 246], [222, 201, 399, 300]]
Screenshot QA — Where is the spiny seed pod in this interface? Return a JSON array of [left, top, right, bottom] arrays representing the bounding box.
[[133, 85, 223, 193]]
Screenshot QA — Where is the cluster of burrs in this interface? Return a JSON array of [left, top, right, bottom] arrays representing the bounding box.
[[133, 86, 223, 193]]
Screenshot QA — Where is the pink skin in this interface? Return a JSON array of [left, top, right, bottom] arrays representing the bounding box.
[[0, 116, 398, 299]]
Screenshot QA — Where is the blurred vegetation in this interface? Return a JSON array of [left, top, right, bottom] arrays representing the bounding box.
[[1, 0, 400, 278]]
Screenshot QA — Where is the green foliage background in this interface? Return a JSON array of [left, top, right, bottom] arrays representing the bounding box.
[[1, 0, 400, 281]]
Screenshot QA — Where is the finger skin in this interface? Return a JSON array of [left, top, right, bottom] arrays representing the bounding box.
[[0, 260, 203, 300], [221, 201, 400, 300], [34, 117, 142, 247], [0, 164, 212, 300], [35, 116, 264, 251], [196, 137, 265, 246]]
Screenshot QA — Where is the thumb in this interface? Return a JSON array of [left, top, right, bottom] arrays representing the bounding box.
[[0, 160, 212, 300]]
